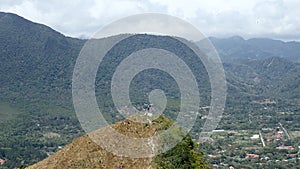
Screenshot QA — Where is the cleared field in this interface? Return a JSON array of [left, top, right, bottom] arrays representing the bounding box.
[[0, 102, 21, 121], [290, 131, 300, 138]]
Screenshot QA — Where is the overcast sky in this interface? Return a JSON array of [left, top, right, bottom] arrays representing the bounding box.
[[1, 0, 300, 41]]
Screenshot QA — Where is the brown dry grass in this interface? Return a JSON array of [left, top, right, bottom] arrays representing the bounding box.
[[27, 116, 171, 169]]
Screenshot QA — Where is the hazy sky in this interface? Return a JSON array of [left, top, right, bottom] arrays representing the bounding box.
[[1, 0, 300, 41]]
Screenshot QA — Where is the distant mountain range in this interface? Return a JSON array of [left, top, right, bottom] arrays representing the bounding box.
[[209, 36, 300, 62]]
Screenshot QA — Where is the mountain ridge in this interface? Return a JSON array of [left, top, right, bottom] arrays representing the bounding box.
[[209, 36, 300, 62]]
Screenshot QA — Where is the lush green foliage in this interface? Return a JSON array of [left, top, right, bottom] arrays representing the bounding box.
[[154, 134, 208, 169]]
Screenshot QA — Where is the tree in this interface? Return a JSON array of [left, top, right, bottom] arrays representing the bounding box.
[[154, 134, 208, 169]]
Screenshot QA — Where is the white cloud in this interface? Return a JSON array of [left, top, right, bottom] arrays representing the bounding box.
[[0, 0, 299, 41]]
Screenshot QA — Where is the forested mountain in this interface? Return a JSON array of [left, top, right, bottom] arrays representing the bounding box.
[[224, 57, 300, 99], [0, 12, 85, 168], [0, 12, 84, 104]]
